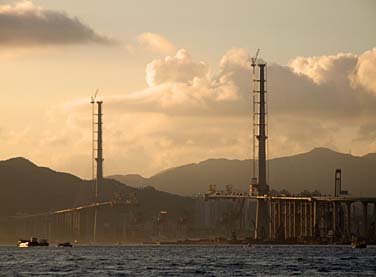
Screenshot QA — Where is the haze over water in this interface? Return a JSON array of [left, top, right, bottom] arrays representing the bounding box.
[[1, 245, 376, 276]]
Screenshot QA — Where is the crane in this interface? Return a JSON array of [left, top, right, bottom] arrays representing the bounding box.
[[251, 49, 260, 73], [91, 89, 99, 104]]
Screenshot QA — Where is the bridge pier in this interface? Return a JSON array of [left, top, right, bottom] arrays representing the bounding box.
[[345, 202, 352, 240], [362, 202, 368, 238]]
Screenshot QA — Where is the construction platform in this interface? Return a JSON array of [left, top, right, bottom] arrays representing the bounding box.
[[205, 191, 376, 242]]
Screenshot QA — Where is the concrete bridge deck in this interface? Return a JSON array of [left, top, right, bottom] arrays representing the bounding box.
[[205, 191, 376, 242], [0, 200, 139, 244]]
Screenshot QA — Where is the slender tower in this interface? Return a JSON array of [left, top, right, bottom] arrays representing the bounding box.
[[253, 63, 270, 239], [95, 101, 104, 199], [257, 64, 268, 195], [93, 100, 103, 243]]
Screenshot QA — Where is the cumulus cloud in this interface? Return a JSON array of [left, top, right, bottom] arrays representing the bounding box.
[[99, 47, 376, 171], [351, 48, 376, 95], [98, 48, 246, 116], [146, 49, 208, 86], [288, 53, 357, 85], [62, 47, 373, 127], [0, 1, 115, 47], [137, 32, 176, 55], [7, 46, 376, 178], [108, 47, 376, 121]]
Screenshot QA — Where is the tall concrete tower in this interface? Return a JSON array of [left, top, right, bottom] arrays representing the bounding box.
[[253, 63, 270, 239], [257, 64, 268, 195], [95, 101, 103, 199]]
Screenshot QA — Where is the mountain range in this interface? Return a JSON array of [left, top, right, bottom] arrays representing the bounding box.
[[0, 157, 194, 218], [110, 148, 376, 197], [1, 147, 375, 218]]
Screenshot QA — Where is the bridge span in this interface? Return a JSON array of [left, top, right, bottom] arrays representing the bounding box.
[[1, 200, 138, 244], [205, 190, 376, 242]]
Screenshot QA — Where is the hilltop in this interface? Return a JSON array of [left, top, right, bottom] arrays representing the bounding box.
[[0, 157, 194, 218], [110, 148, 376, 196]]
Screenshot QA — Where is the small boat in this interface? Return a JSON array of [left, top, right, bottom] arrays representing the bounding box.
[[17, 239, 31, 248], [351, 238, 367, 248], [57, 242, 73, 247], [17, 237, 49, 247]]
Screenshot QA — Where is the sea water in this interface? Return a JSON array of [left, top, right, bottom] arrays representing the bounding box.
[[1, 245, 376, 276]]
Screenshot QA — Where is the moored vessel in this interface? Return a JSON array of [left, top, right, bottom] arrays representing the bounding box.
[[57, 242, 73, 247], [17, 237, 49, 247]]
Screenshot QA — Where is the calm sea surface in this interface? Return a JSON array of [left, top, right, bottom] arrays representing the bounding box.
[[1, 245, 376, 276]]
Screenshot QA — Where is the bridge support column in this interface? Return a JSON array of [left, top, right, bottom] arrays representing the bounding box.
[[313, 201, 317, 238], [269, 200, 273, 239], [363, 202, 368, 238], [293, 201, 296, 238], [332, 202, 337, 237], [304, 202, 308, 237], [309, 202, 312, 237], [345, 202, 351, 240], [255, 199, 268, 240], [299, 201, 303, 238], [288, 201, 292, 238], [274, 201, 278, 239], [373, 203, 376, 240], [277, 201, 281, 234], [283, 201, 287, 240]]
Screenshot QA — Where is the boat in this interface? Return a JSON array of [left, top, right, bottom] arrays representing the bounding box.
[[57, 242, 73, 247], [17, 237, 49, 247], [351, 238, 367, 248]]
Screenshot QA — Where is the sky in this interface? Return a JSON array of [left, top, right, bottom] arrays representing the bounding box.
[[0, 0, 375, 178]]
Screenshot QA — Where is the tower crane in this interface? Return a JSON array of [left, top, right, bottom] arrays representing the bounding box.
[[251, 49, 260, 73]]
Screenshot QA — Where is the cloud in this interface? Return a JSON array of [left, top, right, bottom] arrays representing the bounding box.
[[351, 48, 376, 95], [91, 48, 376, 117], [288, 52, 357, 85], [5, 46, 376, 178], [100, 47, 376, 170], [0, 1, 115, 47], [106, 47, 376, 121], [137, 32, 176, 55], [97, 48, 245, 116], [146, 49, 208, 87]]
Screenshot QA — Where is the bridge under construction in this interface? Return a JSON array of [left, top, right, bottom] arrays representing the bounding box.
[[1, 200, 138, 244], [2, 53, 376, 245], [204, 187, 376, 242], [205, 52, 376, 243], [0, 100, 140, 244]]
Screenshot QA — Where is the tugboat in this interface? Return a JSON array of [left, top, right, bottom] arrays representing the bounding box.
[[17, 237, 49, 247], [351, 238, 367, 248]]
